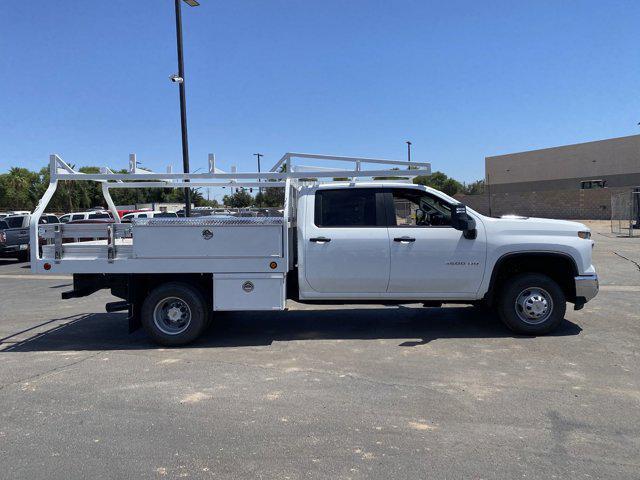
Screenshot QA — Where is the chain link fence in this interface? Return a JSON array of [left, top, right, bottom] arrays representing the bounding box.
[[611, 188, 640, 237]]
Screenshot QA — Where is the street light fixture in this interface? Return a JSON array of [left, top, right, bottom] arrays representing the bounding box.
[[406, 140, 412, 169], [171, 0, 199, 216]]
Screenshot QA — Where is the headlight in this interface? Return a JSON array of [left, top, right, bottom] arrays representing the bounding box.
[[578, 231, 591, 239]]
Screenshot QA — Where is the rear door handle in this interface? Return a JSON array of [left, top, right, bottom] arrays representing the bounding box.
[[310, 237, 331, 243], [394, 236, 416, 243]]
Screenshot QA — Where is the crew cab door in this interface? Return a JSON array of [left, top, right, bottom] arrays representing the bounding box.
[[385, 188, 485, 295], [303, 187, 390, 294]]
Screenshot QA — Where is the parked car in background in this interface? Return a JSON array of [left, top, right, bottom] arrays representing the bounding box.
[[121, 211, 178, 222], [59, 211, 113, 223], [65, 217, 116, 242], [0, 219, 28, 260], [117, 209, 150, 219], [0, 213, 59, 261]]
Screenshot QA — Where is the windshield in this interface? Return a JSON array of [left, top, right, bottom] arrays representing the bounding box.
[[423, 187, 480, 217]]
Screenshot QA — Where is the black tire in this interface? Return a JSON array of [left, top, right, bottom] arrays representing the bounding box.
[[141, 282, 208, 346], [497, 273, 566, 335]]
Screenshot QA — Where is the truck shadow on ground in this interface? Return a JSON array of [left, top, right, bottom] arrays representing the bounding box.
[[0, 258, 28, 266], [1, 305, 582, 352]]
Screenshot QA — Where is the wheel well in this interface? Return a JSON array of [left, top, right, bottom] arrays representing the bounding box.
[[123, 274, 212, 306], [64, 273, 212, 333], [486, 253, 577, 304], [110, 274, 212, 332]]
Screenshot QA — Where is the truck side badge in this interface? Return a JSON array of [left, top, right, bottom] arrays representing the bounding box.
[[202, 229, 213, 240]]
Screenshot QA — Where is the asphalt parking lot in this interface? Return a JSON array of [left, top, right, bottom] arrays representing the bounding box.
[[0, 221, 638, 479]]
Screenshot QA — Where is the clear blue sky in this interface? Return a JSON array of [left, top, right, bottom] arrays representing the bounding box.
[[1, 0, 639, 183]]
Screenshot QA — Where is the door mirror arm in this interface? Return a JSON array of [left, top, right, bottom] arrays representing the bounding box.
[[463, 227, 477, 240]]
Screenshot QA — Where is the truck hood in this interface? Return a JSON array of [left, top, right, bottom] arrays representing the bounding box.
[[482, 215, 588, 236]]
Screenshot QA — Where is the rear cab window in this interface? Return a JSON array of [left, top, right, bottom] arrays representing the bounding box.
[[88, 213, 110, 220], [5, 217, 25, 228], [314, 188, 385, 227], [39, 215, 59, 224]]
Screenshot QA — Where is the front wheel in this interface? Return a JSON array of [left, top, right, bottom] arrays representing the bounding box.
[[497, 273, 566, 335], [141, 282, 208, 346]]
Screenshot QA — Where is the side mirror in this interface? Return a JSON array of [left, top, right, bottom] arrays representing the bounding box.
[[451, 204, 477, 239]]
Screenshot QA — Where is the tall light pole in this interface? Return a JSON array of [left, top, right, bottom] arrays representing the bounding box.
[[171, 0, 199, 216], [406, 140, 412, 169], [254, 153, 263, 193]]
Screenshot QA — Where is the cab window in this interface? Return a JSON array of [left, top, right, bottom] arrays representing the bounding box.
[[389, 189, 452, 227], [88, 213, 110, 219], [60, 215, 71, 223], [71, 214, 85, 221], [314, 189, 384, 227], [5, 217, 25, 228]]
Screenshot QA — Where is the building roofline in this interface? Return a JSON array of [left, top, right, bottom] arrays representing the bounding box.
[[485, 133, 640, 160]]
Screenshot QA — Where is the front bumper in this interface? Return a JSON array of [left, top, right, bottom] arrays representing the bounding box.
[[575, 274, 599, 304]]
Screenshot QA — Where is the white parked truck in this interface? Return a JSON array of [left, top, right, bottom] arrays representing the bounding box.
[[31, 153, 598, 346]]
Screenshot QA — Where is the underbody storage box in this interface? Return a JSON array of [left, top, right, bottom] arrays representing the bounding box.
[[213, 273, 285, 311]]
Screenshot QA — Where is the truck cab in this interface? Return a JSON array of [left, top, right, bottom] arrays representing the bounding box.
[[298, 183, 485, 299]]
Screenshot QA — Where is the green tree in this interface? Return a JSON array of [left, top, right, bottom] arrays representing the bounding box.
[[254, 186, 285, 207], [462, 179, 486, 195], [413, 171, 463, 196], [223, 189, 253, 208], [0, 167, 42, 210]]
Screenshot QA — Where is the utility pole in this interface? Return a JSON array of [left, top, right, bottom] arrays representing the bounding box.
[[171, 0, 199, 216], [254, 153, 263, 193]]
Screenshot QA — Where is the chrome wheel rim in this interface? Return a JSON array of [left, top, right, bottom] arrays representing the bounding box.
[[153, 297, 192, 335], [515, 287, 553, 325]]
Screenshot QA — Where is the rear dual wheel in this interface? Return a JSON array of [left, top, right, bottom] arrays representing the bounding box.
[[141, 282, 209, 346]]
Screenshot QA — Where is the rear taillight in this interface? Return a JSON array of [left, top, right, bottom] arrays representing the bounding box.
[[0, 232, 5, 244]]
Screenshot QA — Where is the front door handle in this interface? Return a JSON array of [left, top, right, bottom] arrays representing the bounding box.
[[394, 236, 416, 243], [310, 237, 331, 243]]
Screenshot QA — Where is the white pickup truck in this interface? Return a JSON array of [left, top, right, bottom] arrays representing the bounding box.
[[31, 153, 598, 346]]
